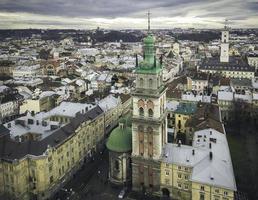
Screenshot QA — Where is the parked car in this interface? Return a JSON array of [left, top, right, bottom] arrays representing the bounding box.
[[118, 189, 126, 199]]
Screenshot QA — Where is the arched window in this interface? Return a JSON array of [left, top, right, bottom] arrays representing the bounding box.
[[149, 78, 153, 88], [115, 160, 119, 171], [140, 78, 144, 87], [148, 109, 153, 117], [147, 100, 154, 109], [139, 107, 144, 116], [138, 99, 145, 108]]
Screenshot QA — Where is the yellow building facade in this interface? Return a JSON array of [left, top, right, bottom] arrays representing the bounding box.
[[0, 106, 105, 200], [159, 128, 236, 200]]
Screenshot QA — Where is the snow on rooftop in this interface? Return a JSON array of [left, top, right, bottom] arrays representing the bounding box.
[[39, 91, 56, 99], [218, 86, 234, 101], [75, 79, 85, 86], [162, 128, 236, 191], [0, 85, 9, 93], [38, 102, 95, 119], [182, 92, 211, 103], [166, 100, 180, 112], [98, 94, 120, 112], [15, 64, 41, 71], [253, 93, 258, 100], [4, 112, 63, 140]]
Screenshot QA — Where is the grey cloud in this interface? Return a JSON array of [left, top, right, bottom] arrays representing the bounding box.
[[0, 0, 257, 28]]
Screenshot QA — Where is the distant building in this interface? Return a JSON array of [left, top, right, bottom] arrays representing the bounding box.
[[199, 26, 255, 79], [20, 92, 59, 114]]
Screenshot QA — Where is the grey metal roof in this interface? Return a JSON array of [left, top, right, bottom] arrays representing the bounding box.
[[199, 56, 254, 72]]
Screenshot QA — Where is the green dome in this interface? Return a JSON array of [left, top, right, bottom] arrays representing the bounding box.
[[106, 125, 132, 153], [144, 35, 155, 44]]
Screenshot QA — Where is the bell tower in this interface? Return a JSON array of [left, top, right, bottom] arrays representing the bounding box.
[[220, 19, 230, 63], [131, 11, 167, 194]]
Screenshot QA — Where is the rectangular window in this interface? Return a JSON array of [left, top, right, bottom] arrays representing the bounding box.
[[200, 193, 205, 200]]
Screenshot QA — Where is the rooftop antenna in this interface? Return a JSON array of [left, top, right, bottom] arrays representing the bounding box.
[[147, 10, 151, 33]]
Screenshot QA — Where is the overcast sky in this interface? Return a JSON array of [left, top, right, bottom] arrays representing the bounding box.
[[0, 0, 257, 29]]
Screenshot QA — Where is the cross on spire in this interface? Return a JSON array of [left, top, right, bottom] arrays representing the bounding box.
[[147, 10, 151, 33]]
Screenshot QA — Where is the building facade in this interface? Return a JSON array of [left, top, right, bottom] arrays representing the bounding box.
[[0, 106, 105, 200]]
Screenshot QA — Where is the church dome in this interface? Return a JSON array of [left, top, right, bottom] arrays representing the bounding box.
[[106, 120, 132, 153]]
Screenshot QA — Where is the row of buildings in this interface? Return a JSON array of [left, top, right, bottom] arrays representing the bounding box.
[[0, 94, 131, 200]]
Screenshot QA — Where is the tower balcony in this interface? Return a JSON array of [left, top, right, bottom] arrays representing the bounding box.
[[132, 86, 167, 98], [132, 111, 168, 125]]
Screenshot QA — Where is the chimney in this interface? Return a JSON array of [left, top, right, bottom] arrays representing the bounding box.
[[209, 152, 213, 160]]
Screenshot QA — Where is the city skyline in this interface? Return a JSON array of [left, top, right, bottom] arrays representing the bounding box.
[[0, 0, 258, 29]]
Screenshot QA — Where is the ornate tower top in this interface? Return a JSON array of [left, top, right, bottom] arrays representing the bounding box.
[[135, 11, 163, 74]]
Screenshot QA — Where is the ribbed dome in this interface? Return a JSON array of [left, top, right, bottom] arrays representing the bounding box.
[[106, 124, 132, 153]]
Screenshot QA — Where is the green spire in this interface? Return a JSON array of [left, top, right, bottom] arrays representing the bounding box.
[[135, 11, 162, 74]]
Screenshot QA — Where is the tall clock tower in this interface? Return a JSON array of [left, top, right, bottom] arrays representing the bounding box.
[[131, 12, 167, 194], [220, 20, 230, 63]]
